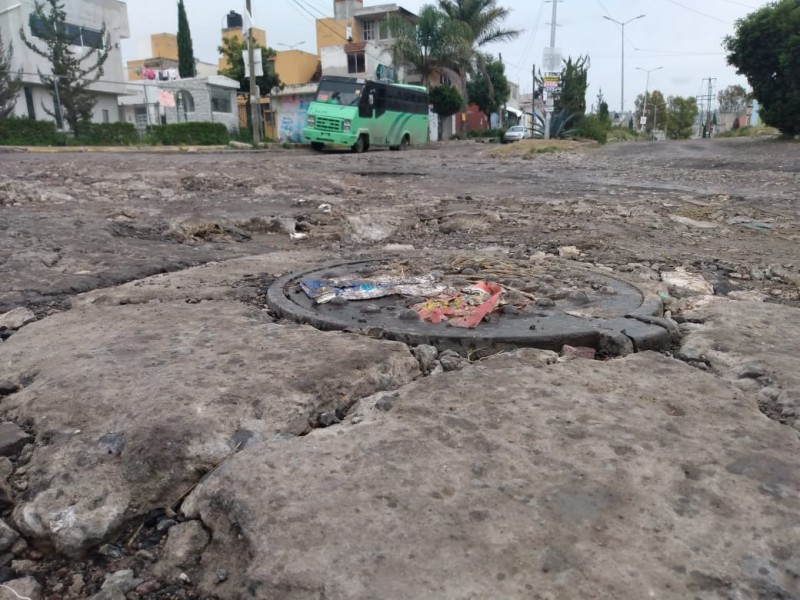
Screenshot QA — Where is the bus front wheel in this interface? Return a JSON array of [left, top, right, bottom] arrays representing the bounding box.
[[399, 134, 410, 151], [352, 135, 368, 154], [310, 142, 324, 152]]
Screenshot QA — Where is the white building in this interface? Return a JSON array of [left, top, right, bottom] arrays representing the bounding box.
[[0, 0, 131, 125], [118, 76, 241, 132]]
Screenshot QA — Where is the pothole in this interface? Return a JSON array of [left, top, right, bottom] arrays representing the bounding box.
[[267, 258, 673, 357]]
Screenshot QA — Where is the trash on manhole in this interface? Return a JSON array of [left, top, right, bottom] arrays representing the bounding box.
[[301, 274, 449, 304], [414, 282, 503, 329]]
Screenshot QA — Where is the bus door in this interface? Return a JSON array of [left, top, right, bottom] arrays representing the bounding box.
[[360, 84, 390, 146]]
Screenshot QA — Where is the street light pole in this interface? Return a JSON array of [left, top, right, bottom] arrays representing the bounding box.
[[603, 14, 645, 115], [635, 66, 662, 131]]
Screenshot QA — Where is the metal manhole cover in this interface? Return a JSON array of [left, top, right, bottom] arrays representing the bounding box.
[[267, 258, 671, 356]]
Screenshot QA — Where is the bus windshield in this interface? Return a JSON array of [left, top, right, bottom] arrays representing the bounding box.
[[315, 79, 364, 106]]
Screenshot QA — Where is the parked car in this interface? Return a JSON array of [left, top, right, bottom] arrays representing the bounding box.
[[502, 125, 532, 143]]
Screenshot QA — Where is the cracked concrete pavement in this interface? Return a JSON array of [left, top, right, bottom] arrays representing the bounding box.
[[0, 138, 799, 599]]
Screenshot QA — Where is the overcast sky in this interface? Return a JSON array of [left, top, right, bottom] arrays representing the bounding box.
[[122, 0, 771, 112]]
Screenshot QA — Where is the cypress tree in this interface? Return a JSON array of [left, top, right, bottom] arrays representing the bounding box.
[[177, 0, 195, 78]]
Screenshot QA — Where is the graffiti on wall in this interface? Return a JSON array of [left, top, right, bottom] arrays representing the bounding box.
[[278, 94, 313, 143]]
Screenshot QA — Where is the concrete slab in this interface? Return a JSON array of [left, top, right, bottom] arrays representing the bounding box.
[[0, 300, 419, 555], [184, 352, 800, 599]]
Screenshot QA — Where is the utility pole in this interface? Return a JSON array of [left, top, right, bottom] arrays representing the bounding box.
[[246, 0, 261, 144], [636, 66, 662, 132], [543, 0, 560, 140], [532, 63, 536, 131]]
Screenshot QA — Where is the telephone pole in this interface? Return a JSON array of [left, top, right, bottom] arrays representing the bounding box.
[[699, 77, 716, 138], [246, 0, 261, 143], [543, 0, 560, 140]]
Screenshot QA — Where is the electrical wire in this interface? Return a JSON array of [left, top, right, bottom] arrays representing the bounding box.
[[665, 0, 733, 24], [717, 0, 757, 8]]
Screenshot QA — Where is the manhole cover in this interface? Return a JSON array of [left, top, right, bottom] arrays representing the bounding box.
[[267, 258, 672, 356]]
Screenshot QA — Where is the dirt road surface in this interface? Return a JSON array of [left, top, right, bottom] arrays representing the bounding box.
[[0, 138, 799, 599]]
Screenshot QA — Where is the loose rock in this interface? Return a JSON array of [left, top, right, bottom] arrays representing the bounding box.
[[0, 519, 19, 553], [1, 576, 41, 600], [0, 424, 33, 458], [0, 308, 35, 331]]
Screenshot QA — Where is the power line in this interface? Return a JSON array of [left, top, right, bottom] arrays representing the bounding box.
[[665, 0, 733, 25], [717, 0, 757, 8]]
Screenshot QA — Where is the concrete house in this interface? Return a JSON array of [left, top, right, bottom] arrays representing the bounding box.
[[0, 0, 131, 124], [317, 0, 415, 82]]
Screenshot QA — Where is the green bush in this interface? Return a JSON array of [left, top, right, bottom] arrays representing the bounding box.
[[146, 122, 230, 145], [574, 114, 608, 144], [73, 122, 138, 145], [467, 127, 505, 139], [0, 117, 61, 146]]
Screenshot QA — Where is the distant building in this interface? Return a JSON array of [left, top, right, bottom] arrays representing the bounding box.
[[0, 0, 131, 124], [118, 75, 240, 132], [126, 32, 216, 82], [317, 0, 416, 82]]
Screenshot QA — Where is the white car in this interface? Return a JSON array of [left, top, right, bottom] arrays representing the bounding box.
[[502, 125, 532, 143]]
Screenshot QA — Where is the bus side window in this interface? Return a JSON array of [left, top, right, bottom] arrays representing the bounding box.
[[374, 86, 387, 116], [359, 84, 374, 118]]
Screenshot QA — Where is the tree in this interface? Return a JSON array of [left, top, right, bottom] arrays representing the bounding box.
[[177, 0, 195, 78], [554, 55, 589, 124], [725, 0, 800, 136], [20, 0, 110, 132], [218, 36, 281, 96], [634, 89, 666, 131], [666, 96, 698, 139], [466, 54, 509, 123], [386, 6, 467, 88], [717, 84, 750, 113], [437, 0, 520, 136], [596, 89, 611, 128], [0, 31, 23, 119], [429, 83, 462, 140]]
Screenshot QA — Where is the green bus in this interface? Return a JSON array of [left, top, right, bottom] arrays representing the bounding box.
[[303, 75, 429, 153]]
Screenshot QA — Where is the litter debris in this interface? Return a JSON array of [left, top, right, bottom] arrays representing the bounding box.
[[301, 274, 449, 304], [318, 203, 332, 213], [289, 231, 308, 240], [414, 282, 503, 329]]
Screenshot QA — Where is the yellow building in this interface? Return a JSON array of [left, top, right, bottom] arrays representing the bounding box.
[[272, 50, 320, 86], [126, 33, 178, 81]]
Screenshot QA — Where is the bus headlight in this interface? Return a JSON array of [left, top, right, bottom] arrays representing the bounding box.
[[307, 115, 315, 127], [343, 119, 351, 132]]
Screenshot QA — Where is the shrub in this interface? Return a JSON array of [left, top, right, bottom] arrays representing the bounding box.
[[74, 122, 138, 145], [574, 114, 608, 144], [467, 128, 504, 139], [146, 122, 230, 145], [0, 117, 61, 146]]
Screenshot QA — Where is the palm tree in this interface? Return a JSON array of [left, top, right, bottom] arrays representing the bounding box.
[[385, 6, 468, 89], [437, 0, 520, 135]]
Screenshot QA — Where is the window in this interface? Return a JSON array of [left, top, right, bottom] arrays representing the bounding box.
[[378, 20, 390, 40], [211, 92, 232, 113], [347, 53, 366, 74], [362, 20, 377, 41], [24, 87, 35, 119], [102, 109, 110, 123], [134, 107, 148, 128], [29, 15, 105, 49], [176, 91, 195, 120]]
